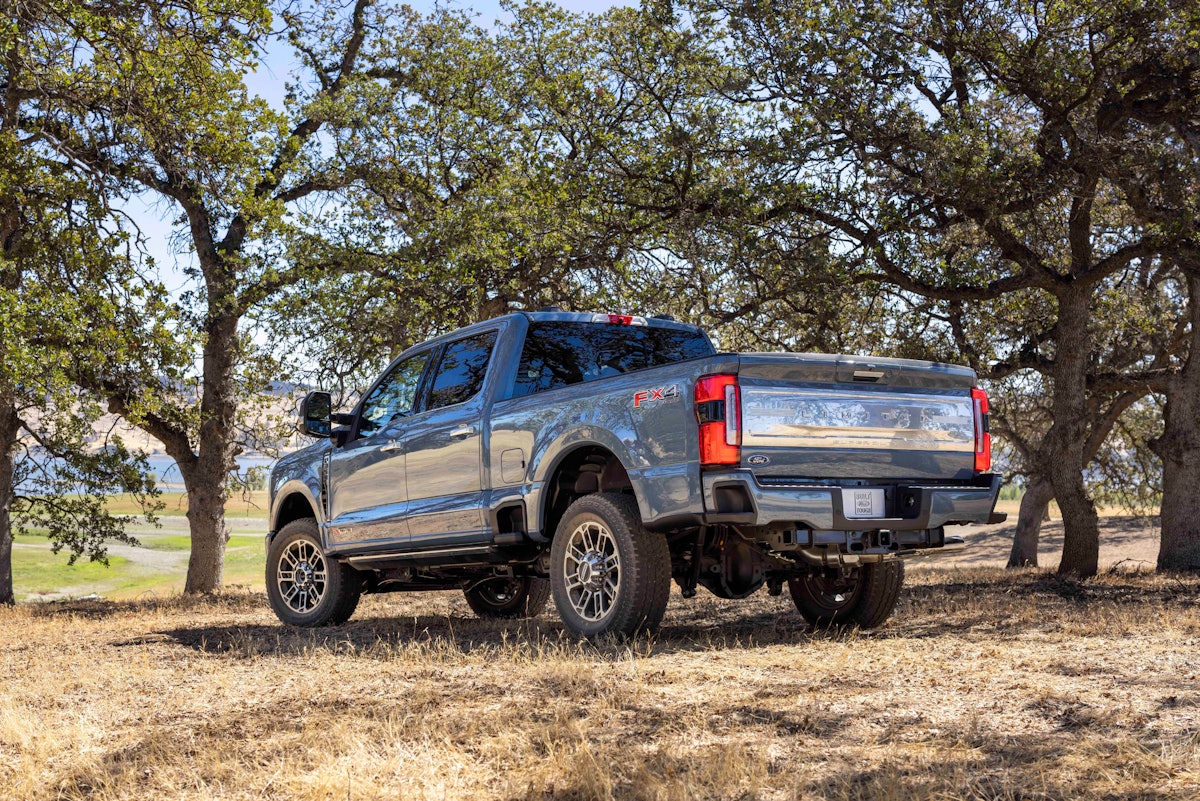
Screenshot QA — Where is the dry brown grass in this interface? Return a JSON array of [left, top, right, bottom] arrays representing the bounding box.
[[2, 568, 1199, 800]]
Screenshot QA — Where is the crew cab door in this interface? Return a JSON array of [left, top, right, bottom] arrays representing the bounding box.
[[402, 329, 497, 548], [325, 348, 432, 551]]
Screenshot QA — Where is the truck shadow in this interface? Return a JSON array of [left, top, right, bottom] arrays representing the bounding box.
[[151, 570, 1200, 660]]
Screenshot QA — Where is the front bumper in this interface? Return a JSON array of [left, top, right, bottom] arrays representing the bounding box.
[[701, 470, 1004, 531]]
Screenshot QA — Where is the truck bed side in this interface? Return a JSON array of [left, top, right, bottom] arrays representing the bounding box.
[[486, 354, 736, 537]]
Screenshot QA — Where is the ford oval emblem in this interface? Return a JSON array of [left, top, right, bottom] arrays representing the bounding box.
[[747, 455, 770, 466]]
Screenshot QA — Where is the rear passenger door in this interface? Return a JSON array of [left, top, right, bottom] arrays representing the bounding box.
[[402, 330, 498, 548]]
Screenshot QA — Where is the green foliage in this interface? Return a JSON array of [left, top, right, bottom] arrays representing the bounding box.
[[17, 0, 380, 592], [997, 484, 1023, 502], [0, 6, 201, 599], [2, 0, 1195, 588]]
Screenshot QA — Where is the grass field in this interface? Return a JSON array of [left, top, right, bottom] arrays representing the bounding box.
[[103, 491, 270, 519], [12, 527, 267, 603], [8, 492, 269, 602], [1, 567, 1198, 800], [4, 502, 1195, 799]]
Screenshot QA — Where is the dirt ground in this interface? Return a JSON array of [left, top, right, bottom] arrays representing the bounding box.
[[941, 512, 1162, 571], [2, 558, 1198, 800]]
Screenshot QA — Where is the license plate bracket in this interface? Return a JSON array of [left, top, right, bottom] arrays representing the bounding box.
[[843, 488, 885, 519]]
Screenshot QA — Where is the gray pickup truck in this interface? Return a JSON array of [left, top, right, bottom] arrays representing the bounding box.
[[266, 311, 1003, 637]]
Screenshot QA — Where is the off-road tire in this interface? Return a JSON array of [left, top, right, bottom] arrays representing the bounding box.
[[464, 577, 551, 619], [266, 518, 362, 627], [788, 560, 905, 629], [550, 493, 671, 638]]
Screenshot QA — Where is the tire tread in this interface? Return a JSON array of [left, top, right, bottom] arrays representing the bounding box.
[[788, 560, 904, 630], [851, 560, 905, 629]]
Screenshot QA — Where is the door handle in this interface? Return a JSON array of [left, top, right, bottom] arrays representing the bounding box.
[[379, 440, 403, 453], [449, 425, 476, 439]]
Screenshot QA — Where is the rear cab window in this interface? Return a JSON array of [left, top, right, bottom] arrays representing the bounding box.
[[513, 322, 715, 398]]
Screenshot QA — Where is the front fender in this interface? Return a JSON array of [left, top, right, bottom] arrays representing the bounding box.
[[268, 476, 325, 538]]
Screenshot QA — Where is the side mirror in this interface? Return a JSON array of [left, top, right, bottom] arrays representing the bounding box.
[[299, 391, 333, 438]]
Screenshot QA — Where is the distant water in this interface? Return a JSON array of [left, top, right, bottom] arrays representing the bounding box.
[[144, 454, 278, 492]]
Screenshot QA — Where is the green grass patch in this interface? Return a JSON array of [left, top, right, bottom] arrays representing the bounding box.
[[14, 489, 289, 600], [223, 540, 266, 588], [13, 546, 136, 600], [136, 533, 262, 552], [12, 530, 266, 602]]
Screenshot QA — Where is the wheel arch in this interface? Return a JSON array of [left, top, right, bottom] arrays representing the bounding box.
[[270, 481, 321, 541], [536, 442, 637, 542]]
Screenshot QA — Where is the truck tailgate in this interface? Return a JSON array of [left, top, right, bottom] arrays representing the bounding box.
[[736, 354, 978, 481]]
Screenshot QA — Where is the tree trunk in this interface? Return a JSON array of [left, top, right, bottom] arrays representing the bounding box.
[[183, 467, 229, 593], [1007, 476, 1053, 568], [1046, 287, 1101, 577], [0, 399, 17, 605], [1154, 273, 1200, 572], [181, 309, 240, 594]]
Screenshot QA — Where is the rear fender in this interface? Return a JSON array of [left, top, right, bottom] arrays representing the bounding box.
[[528, 428, 641, 536]]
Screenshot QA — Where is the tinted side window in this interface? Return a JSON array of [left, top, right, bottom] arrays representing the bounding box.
[[513, 322, 715, 397], [358, 351, 430, 437], [427, 331, 497, 410]]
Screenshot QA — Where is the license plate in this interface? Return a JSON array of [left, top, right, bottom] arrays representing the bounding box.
[[843, 488, 884, 519]]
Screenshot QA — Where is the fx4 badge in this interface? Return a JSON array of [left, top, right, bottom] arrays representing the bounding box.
[[633, 384, 680, 408]]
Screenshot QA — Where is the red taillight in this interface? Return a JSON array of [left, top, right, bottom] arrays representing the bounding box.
[[696, 374, 740, 466], [971, 387, 991, 472], [606, 314, 633, 325]]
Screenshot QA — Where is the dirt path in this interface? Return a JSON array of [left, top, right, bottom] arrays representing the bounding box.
[[11, 541, 187, 572], [937, 514, 1160, 571]]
